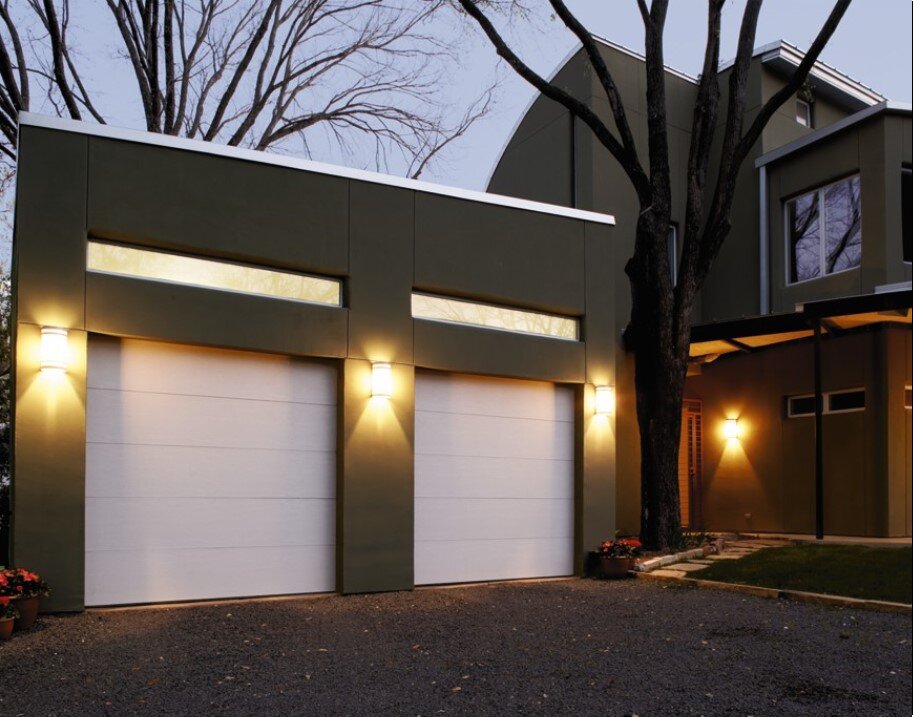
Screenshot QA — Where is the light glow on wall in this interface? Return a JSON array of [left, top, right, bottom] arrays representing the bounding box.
[[594, 386, 615, 415], [723, 418, 742, 441], [371, 362, 393, 398], [39, 327, 69, 374]]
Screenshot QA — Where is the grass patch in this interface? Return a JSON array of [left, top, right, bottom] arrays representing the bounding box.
[[698, 544, 912, 604]]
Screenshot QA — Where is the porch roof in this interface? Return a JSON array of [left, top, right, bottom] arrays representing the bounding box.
[[689, 289, 912, 361]]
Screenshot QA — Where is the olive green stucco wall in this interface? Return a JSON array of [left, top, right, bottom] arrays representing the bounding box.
[[11, 124, 618, 610], [686, 326, 911, 537]]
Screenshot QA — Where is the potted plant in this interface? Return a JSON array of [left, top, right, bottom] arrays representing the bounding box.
[[588, 536, 642, 579], [2, 568, 49, 631], [0, 597, 18, 641]]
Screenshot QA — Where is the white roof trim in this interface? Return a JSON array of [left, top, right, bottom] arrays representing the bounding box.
[[719, 40, 884, 107], [591, 35, 699, 84], [19, 112, 615, 226], [755, 101, 911, 167], [481, 43, 583, 191]]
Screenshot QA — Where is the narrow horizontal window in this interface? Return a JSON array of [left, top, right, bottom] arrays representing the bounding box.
[[786, 389, 866, 418], [411, 292, 579, 341], [827, 389, 865, 414], [787, 394, 816, 418], [87, 241, 341, 307]]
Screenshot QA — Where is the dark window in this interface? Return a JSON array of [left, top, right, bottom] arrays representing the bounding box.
[[786, 175, 861, 284], [903, 167, 912, 263], [828, 389, 865, 413], [668, 224, 678, 286], [787, 395, 816, 417]]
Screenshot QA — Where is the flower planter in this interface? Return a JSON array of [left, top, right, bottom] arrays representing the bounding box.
[[0, 617, 13, 641], [13, 596, 40, 631], [592, 555, 635, 579]]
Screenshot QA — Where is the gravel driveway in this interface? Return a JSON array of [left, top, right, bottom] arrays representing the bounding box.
[[0, 579, 909, 716]]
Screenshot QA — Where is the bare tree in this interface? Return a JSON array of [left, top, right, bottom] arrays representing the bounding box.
[[0, 0, 493, 173], [458, 0, 852, 549]]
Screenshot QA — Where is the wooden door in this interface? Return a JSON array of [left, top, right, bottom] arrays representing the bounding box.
[[678, 400, 702, 529]]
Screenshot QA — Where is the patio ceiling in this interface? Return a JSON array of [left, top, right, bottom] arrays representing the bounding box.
[[689, 290, 912, 361]]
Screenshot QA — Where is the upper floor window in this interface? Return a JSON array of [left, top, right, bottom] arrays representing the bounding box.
[[796, 99, 813, 128], [786, 175, 861, 284], [902, 166, 912, 263]]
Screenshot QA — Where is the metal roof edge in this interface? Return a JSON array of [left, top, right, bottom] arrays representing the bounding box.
[[481, 43, 584, 191], [19, 112, 616, 226], [755, 101, 911, 168]]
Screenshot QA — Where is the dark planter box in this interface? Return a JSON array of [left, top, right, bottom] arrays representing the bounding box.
[[586, 552, 635, 579]]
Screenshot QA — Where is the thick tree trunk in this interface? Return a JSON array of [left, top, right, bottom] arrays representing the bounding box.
[[627, 215, 690, 551]]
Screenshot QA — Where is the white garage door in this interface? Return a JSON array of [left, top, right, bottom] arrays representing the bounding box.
[[414, 372, 574, 585], [85, 336, 336, 606]]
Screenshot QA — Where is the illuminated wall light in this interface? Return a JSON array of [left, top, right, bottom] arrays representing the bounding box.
[[39, 327, 69, 374], [594, 386, 615, 415], [370, 362, 393, 398], [723, 418, 741, 440]]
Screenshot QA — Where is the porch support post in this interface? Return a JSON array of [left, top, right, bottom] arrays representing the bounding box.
[[813, 320, 824, 540]]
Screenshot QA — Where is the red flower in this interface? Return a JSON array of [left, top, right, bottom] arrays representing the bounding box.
[[0, 597, 8, 606]]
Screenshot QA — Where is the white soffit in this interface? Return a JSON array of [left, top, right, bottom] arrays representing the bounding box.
[[18, 112, 615, 227]]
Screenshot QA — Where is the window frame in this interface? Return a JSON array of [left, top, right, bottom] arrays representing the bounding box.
[[410, 291, 580, 342], [786, 388, 866, 418], [86, 239, 343, 308], [902, 165, 912, 264], [796, 99, 813, 128], [784, 173, 862, 286]]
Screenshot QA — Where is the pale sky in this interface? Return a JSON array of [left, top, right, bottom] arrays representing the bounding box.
[[1, 0, 911, 265]]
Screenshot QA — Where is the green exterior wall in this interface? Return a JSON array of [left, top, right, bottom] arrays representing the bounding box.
[[11, 123, 618, 611], [685, 326, 910, 536]]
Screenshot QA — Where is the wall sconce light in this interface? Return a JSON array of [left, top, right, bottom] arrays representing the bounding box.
[[723, 418, 741, 440], [370, 362, 393, 398], [39, 327, 69, 374], [594, 386, 615, 415]]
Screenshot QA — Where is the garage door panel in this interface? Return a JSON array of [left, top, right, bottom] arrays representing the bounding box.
[[87, 335, 336, 404], [85, 544, 334, 606], [415, 455, 573, 500], [414, 538, 571, 586], [87, 390, 335, 451], [415, 497, 573, 542], [415, 372, 574, 585], [416, 411, 573, 461], [86, 497, 334, 552], [86, 444, 335, 499], [86, 336, 336, 606], [416, 371, 574, 421]]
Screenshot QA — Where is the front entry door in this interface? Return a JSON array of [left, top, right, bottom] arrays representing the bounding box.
[[678, 399, 702, 529]]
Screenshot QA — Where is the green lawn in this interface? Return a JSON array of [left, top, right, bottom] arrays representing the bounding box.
[[698, 544, 913, 604]]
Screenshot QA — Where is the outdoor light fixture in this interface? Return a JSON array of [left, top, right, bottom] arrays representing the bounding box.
[[723, 418, 741, 440], [39, 327, 69, 374], [370, 362, 393, 398], [594, 386, 615, 415]]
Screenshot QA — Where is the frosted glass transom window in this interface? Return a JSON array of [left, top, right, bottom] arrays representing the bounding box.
[[87, 242, 341, 306], [411, 292, 579, 340]]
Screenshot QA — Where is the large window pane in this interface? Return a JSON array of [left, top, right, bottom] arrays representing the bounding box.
[[787, 190, 821, 282], [824, 175, 861, 274], [87, 242, 342, 306], [411, 293, 579, 340], [902, 168, 912, 263]]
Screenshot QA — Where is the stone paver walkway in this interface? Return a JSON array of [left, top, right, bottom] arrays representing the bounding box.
[[646, 539, 786, 579]]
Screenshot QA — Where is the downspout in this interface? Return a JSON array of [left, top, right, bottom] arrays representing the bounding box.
[[569, 111, 577, 209], [758, 165, 770, 314]]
